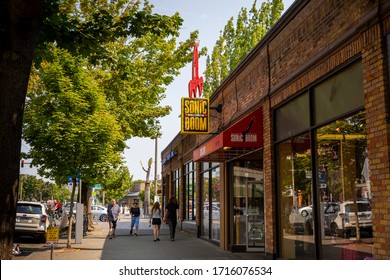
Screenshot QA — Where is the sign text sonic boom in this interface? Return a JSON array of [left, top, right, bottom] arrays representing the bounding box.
[[181, 97, 209, 134]]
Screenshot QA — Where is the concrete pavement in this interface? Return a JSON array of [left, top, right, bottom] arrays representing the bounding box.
[[12, 217, 267, 260]]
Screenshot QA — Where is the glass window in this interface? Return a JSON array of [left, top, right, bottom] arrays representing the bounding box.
[[211, 167, 220, 242], [316, 111, 373, 259], [275, 92, 310, 141], [184, 162, 196, 220], [232, 160, 263, 247], [200, 163, 220, 241], [277, 132, 315, 259], [313, 62, 364, 125], [171, 169, 180, 204], [201, 170, 210, 238]]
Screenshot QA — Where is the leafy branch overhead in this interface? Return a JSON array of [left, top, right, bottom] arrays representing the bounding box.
[[37, 0, 184, 63]]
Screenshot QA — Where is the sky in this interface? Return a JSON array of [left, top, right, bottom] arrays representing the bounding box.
[[20, 0, 295, 181]]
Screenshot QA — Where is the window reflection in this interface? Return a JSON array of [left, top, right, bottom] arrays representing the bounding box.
[[278, 133, 315, 259], [317, 111, 373, 260]]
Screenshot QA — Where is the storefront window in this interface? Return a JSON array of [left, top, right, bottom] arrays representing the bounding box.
[[275, 92, 310, 142], [278, 133, 315, 259], [232, 160, 263, 250], [316, 111, 373, 259], [201, 163, 220, 242], [211, 167, 220, 242], [313, 62, 363, 125], [201, 169, 210, 238], [172, 168, 180, 202], [184, 162, 196, 220], [276, 60, 370, 259]]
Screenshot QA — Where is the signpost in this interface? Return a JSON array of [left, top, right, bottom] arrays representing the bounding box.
[[45, 226, 59, 260]]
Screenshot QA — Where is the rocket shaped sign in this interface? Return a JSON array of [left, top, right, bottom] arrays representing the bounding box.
[[181, 42, 209, 134], [188, 42, 204, 98]]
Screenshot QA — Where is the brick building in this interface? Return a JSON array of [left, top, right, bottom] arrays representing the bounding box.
[[161, 0, 390, 259]]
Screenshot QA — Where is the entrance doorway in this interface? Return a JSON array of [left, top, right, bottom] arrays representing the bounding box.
[[246, 181, 265, 252]]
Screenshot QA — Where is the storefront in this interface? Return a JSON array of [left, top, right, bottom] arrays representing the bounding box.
[[275, 60, 372, 259], [193, 107, 264, 250], [161, 0, 390, 259]]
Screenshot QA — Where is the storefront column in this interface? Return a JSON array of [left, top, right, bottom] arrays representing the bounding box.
[[264, 97, 276, 258], [219, 164, 228, 250], [362, 24, 390, 259]]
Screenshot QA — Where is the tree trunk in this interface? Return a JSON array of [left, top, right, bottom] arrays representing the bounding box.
[[0, 0, 44, 260]]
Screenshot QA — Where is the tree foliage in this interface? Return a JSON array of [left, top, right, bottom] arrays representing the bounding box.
[[19, 175, 69, 202], [101, 166, 132, 202], [203, 0, 284, 96]]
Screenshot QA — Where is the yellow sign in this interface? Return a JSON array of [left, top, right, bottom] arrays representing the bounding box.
[[46, 226, 59, 242], [181, 97, 209, 134]]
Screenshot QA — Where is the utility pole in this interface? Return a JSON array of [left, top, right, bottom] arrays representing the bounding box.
[[154, 137, 158, 202]]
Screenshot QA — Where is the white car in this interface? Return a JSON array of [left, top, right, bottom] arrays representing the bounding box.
[[331, 200, 372, 238], [14, 201, 51, 242], [91, 205, 107, 222]]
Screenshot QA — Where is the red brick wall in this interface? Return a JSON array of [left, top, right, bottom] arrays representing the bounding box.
[[361, 21, 390, 260]]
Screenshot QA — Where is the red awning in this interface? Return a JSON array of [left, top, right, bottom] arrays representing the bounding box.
[[193, 107, 263, 162]]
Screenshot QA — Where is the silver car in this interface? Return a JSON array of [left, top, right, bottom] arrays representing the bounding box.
[[91, 205, 107, 222], [14, 201, 51, 242]]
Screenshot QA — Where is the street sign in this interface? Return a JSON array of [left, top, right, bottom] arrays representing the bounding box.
[[45, 226, 59, 247], [90, 184, 102, 189], [67, 176, 72, 182]]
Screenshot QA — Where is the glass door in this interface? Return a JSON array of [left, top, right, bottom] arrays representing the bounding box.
[[246, 181, 265, 252]]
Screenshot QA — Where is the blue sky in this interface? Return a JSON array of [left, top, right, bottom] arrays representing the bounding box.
[[125, 0, 295, 180]]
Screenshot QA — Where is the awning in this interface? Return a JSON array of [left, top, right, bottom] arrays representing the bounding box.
[[193, 107, 263, 162]]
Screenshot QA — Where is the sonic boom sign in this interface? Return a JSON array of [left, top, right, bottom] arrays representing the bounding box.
[[181, 42, 209, 134]]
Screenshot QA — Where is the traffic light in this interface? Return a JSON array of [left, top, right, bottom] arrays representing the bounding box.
[[21, 160, 24, 168]]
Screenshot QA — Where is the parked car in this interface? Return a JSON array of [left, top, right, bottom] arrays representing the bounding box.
[[91, 205, 107, 222], [298, 205, 312, 217], [331, 200, 372, 238], [14, 201, 51, 242]]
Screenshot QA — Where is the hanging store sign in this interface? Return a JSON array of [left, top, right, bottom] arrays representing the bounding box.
[[181, 97, 209, 134], [181, 42, 209, 134]]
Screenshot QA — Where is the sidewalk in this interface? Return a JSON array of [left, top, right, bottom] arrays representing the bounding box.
[[13, 217, 267, 260]]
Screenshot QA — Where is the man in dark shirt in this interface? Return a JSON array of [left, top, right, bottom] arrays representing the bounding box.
[[129, 202, 141, 236], [164, 197, 180, 241]]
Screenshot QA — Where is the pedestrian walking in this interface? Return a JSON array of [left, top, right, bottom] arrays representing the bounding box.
[[164, 196, 180, 241], [149, 202, 162, 242], [107, 198, 121, 239], [129, 201, 141, 236]]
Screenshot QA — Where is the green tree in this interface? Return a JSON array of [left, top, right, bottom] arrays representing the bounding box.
[[24, 46, 126, 247], [19, 175, 70, 203], [102, 166, 132, 203], [203, 0, 284, 96]]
